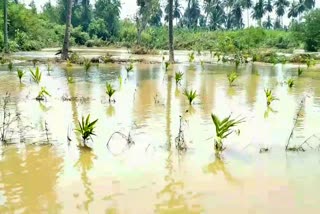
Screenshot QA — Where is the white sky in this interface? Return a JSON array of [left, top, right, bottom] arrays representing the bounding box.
[[21, 0, 320, 24]]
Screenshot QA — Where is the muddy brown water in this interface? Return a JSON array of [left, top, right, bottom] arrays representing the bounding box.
[[1, 52, 320, 213]]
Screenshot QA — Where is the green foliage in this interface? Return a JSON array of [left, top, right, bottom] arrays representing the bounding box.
[[17, 69, 25, 83], [36, 87, 50, 101], [84, 59, 92, 72], [303, 9, 320, 52], [106, 83, 116, 102], [69, 52, 81, 64], [67, 76, 74, 84], [211, 114, 244, 153], [287, 78, 295, 88], [30, 67, 42, 84], [75, 114, 98, 142], [183, 89, 197, 105], [264, 89, 278, 106], [175, 71, 184, 85], [227, 72, 238, 86], [306, 57, 315, 68]]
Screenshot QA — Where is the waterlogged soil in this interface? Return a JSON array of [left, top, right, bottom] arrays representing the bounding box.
[[1, 57, 320, 213]]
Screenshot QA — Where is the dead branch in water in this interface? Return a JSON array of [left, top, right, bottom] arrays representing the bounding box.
[[286, 96, 306, 151], [106, 131, 135, 155], [175, 116, 187, 152]]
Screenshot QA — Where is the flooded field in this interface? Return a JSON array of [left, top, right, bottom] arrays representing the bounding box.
[[1, 51, 320, 213]]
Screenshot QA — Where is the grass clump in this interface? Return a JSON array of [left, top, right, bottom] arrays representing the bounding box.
[[287, 78, 295, 88], [126, 63, 134, 73], [8, 61, 13, 72], [84, 59, 92, 72], [188, 52, 195, 63], [36, 87, 50, 101], [298, 67, 304, 76]]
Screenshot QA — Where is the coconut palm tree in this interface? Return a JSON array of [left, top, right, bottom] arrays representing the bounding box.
[[274, 0, 289, 28], [252, 0, 265, 27], [242, 0, 253, 27], [62, 0, 73, 60], [263, 15, 273, 29], [231, 1, 244, 29], [288, 1, 299, 21], [173, 0, 182, 24], [184, 0, 201, 28], [264, 0, 273, 17], [208, 3, 226, 30]]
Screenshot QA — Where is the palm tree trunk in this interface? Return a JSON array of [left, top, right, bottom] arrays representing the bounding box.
[[168, 0, 174, 63], [3, 0, 9, 53], [62, 0, 73, 60]]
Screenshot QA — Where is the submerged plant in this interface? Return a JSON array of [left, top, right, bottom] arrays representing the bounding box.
[[188, 52, 195, 63], [17, 69, 25, 83], [264, 89, 278, 106], [298, 67, 304, 76], [36, 87, 50, 101], [200, 60, 205, 70], [227, 71, 238, 86], [67, 76, 74, 84], [287, 78, 295, 88], [175, 71, 184, 85], [165, 61, 170, 71], [84, 59, 92, 72], [211, 114, 244, 153], [126, 63, 134, 72], [183, 89, 197, 105], [106, 83, 116, 103], [8, 61, 13, 72], [75, 114, 98, 147], [30, 67, 42, 84]]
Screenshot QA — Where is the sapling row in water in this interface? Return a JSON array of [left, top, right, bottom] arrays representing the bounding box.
[[175, 71, 184, 85], [126, 63, 134, 73], [211, 114, 244, 154], [264, 89, 278, 106], [183, 89, 197, 105], [106, 83, 116, 103], [75, 114, 98, 148], [30, 67, 42, 84], [227, 71, 238, 86], [17, 69, 25, 83], [36, 87, 51, 101], [84, 59, 92, 72]]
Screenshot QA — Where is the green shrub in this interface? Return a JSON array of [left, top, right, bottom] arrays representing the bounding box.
[[72, 26, 90, 45], [303, 9, 320, 52]]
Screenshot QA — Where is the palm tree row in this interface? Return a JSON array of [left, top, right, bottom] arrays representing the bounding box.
[[161, 0, 316, 30]]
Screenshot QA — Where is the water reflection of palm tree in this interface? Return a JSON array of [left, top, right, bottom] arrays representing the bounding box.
[[74, 148, 95, 212], [155, 75, 202, 213], [0, 146, 63, 213], [203, 155, 240, 185]]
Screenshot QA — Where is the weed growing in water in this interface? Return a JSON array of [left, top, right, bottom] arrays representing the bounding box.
[[287, 78, 295, 88], [264, 89, 278, 106], [8, 61, 13, 72], [183, 89, 197, 105], [36, 87, 50, 101], [211, 114, 244, 154], [126, 63, 134, 73], [67, 76, 74, 84], [75, 114, 98, 148], [175, 71, 184, 85], [306, 57, 315, 68], [17, 69, 25, 83], [298, 67, 304, 76], [30, 67, 42, 84], [227, 71, 238, 86], [84, 59, 92, 72], [106, 83, 116, 103], [188, 52, 195, 63], [165, 61, 170, 71]]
